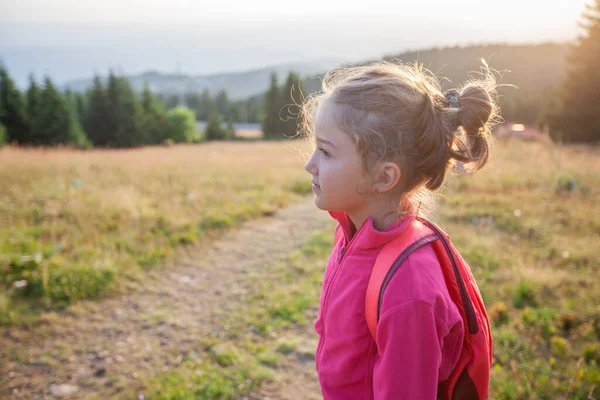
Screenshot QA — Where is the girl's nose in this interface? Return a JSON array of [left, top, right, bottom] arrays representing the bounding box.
[[305, 152, 318, 175]]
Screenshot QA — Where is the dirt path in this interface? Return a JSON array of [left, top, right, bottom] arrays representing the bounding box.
[[1, 198, 333, 400]]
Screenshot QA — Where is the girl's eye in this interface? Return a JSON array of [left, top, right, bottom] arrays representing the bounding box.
[[319, 148, 331, 158]]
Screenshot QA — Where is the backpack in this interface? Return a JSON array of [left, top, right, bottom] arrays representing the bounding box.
[[333, 217, 493, 400]]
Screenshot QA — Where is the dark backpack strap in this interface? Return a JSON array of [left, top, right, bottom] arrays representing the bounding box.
[[417, 217, 479, 335]]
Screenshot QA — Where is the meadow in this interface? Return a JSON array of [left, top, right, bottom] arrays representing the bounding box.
[[0, 141, 313, 324], [1, 139, 599, 399]]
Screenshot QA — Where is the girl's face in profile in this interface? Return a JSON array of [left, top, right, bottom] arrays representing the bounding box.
[[304, 100, 371, 214]]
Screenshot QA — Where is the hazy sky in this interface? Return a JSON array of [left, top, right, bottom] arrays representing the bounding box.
[[1, 0, 586, 24], [0, 0, 589, 86]]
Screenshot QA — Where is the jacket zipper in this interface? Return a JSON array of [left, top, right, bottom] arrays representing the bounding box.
[[317, 224, 365, 358]]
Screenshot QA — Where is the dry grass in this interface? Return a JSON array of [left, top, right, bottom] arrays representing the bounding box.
[[0, 141, 313, 323], [235, 129, 264, 139]]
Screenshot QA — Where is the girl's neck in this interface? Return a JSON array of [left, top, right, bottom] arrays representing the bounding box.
[[348, 198, 412, 232]]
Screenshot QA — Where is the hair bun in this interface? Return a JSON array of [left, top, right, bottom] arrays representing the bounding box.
[[457, 84, 494, 132]]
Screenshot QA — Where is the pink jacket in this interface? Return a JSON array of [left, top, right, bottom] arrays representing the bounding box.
[[315, 210, 465, 399]]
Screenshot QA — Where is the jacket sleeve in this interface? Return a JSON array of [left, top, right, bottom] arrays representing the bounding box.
[[372, 299, 450, 400]]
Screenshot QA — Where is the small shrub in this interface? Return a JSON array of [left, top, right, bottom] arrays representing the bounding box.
[[559, 312, 579, 333], [512, 281, 538, 309], [489, 301, 510, 327], [211, 343, 241, 367], [550, 336, 569, 358], [583, 344, 600, 365]]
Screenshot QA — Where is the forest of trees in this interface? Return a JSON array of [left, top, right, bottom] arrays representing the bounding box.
[[0, 68, 200, 148], [0, 68, 268, 148]]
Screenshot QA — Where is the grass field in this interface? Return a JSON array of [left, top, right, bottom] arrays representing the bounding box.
[[437, 140, 600, 399], [1, 138, 599, 399], [0, 141, 313, 324]]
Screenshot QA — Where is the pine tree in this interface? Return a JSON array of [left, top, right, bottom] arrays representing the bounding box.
[[26, 75, 42, 144], [37, 76, 70, 145], [198, 89, 214, 121], [85, 76, 111, 147], [141, 84, 168, 144], [205, 112, 226, 141], [215, 90, 229, 117], [65, 90, 91, 148], [262, 72, 281, 139], [75, 92, 87, 130], [106, 72, 144, 147], [0, 65, 29, 144], [279, 71, 302, 139], [550, 0, 600, 143]]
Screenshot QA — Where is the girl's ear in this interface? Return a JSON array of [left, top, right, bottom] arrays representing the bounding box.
[[373, 161, 401, 193]]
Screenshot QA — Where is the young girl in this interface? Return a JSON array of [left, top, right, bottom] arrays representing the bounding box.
[[301, 61, 497, 399]]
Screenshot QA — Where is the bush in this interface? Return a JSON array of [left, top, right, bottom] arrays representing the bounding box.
[[489, 301, 510, 327], [512, 281, 538, 309], [550, 336, 569, 358], [205, 112, 233, 141], [559, 312, 579, 333], [583, 344, 600, 365], [165, 107, 197, 143]]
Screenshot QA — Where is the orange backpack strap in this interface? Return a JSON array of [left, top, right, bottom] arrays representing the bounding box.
[[365, 219, 438, 340], [366, 218, 491, 400]]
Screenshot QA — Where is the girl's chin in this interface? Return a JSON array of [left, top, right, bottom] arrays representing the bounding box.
[[312, 194, 327, 210]]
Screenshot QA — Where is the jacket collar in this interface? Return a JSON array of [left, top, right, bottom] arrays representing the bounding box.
[[328, 209, 416, 250]]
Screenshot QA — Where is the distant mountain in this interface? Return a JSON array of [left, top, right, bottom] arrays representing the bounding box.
[[300, 42, 569, 96], [63, 60, 341, 100]]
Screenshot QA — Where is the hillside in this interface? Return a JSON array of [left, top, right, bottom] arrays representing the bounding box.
[[299, 42, 570, 124]]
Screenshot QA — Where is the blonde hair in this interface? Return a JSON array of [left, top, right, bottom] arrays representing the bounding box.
[[297, 60, 500, 216]]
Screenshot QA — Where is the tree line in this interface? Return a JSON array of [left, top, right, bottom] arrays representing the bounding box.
[[159, 90, 262, 124], [0, 68, 259, 148]]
